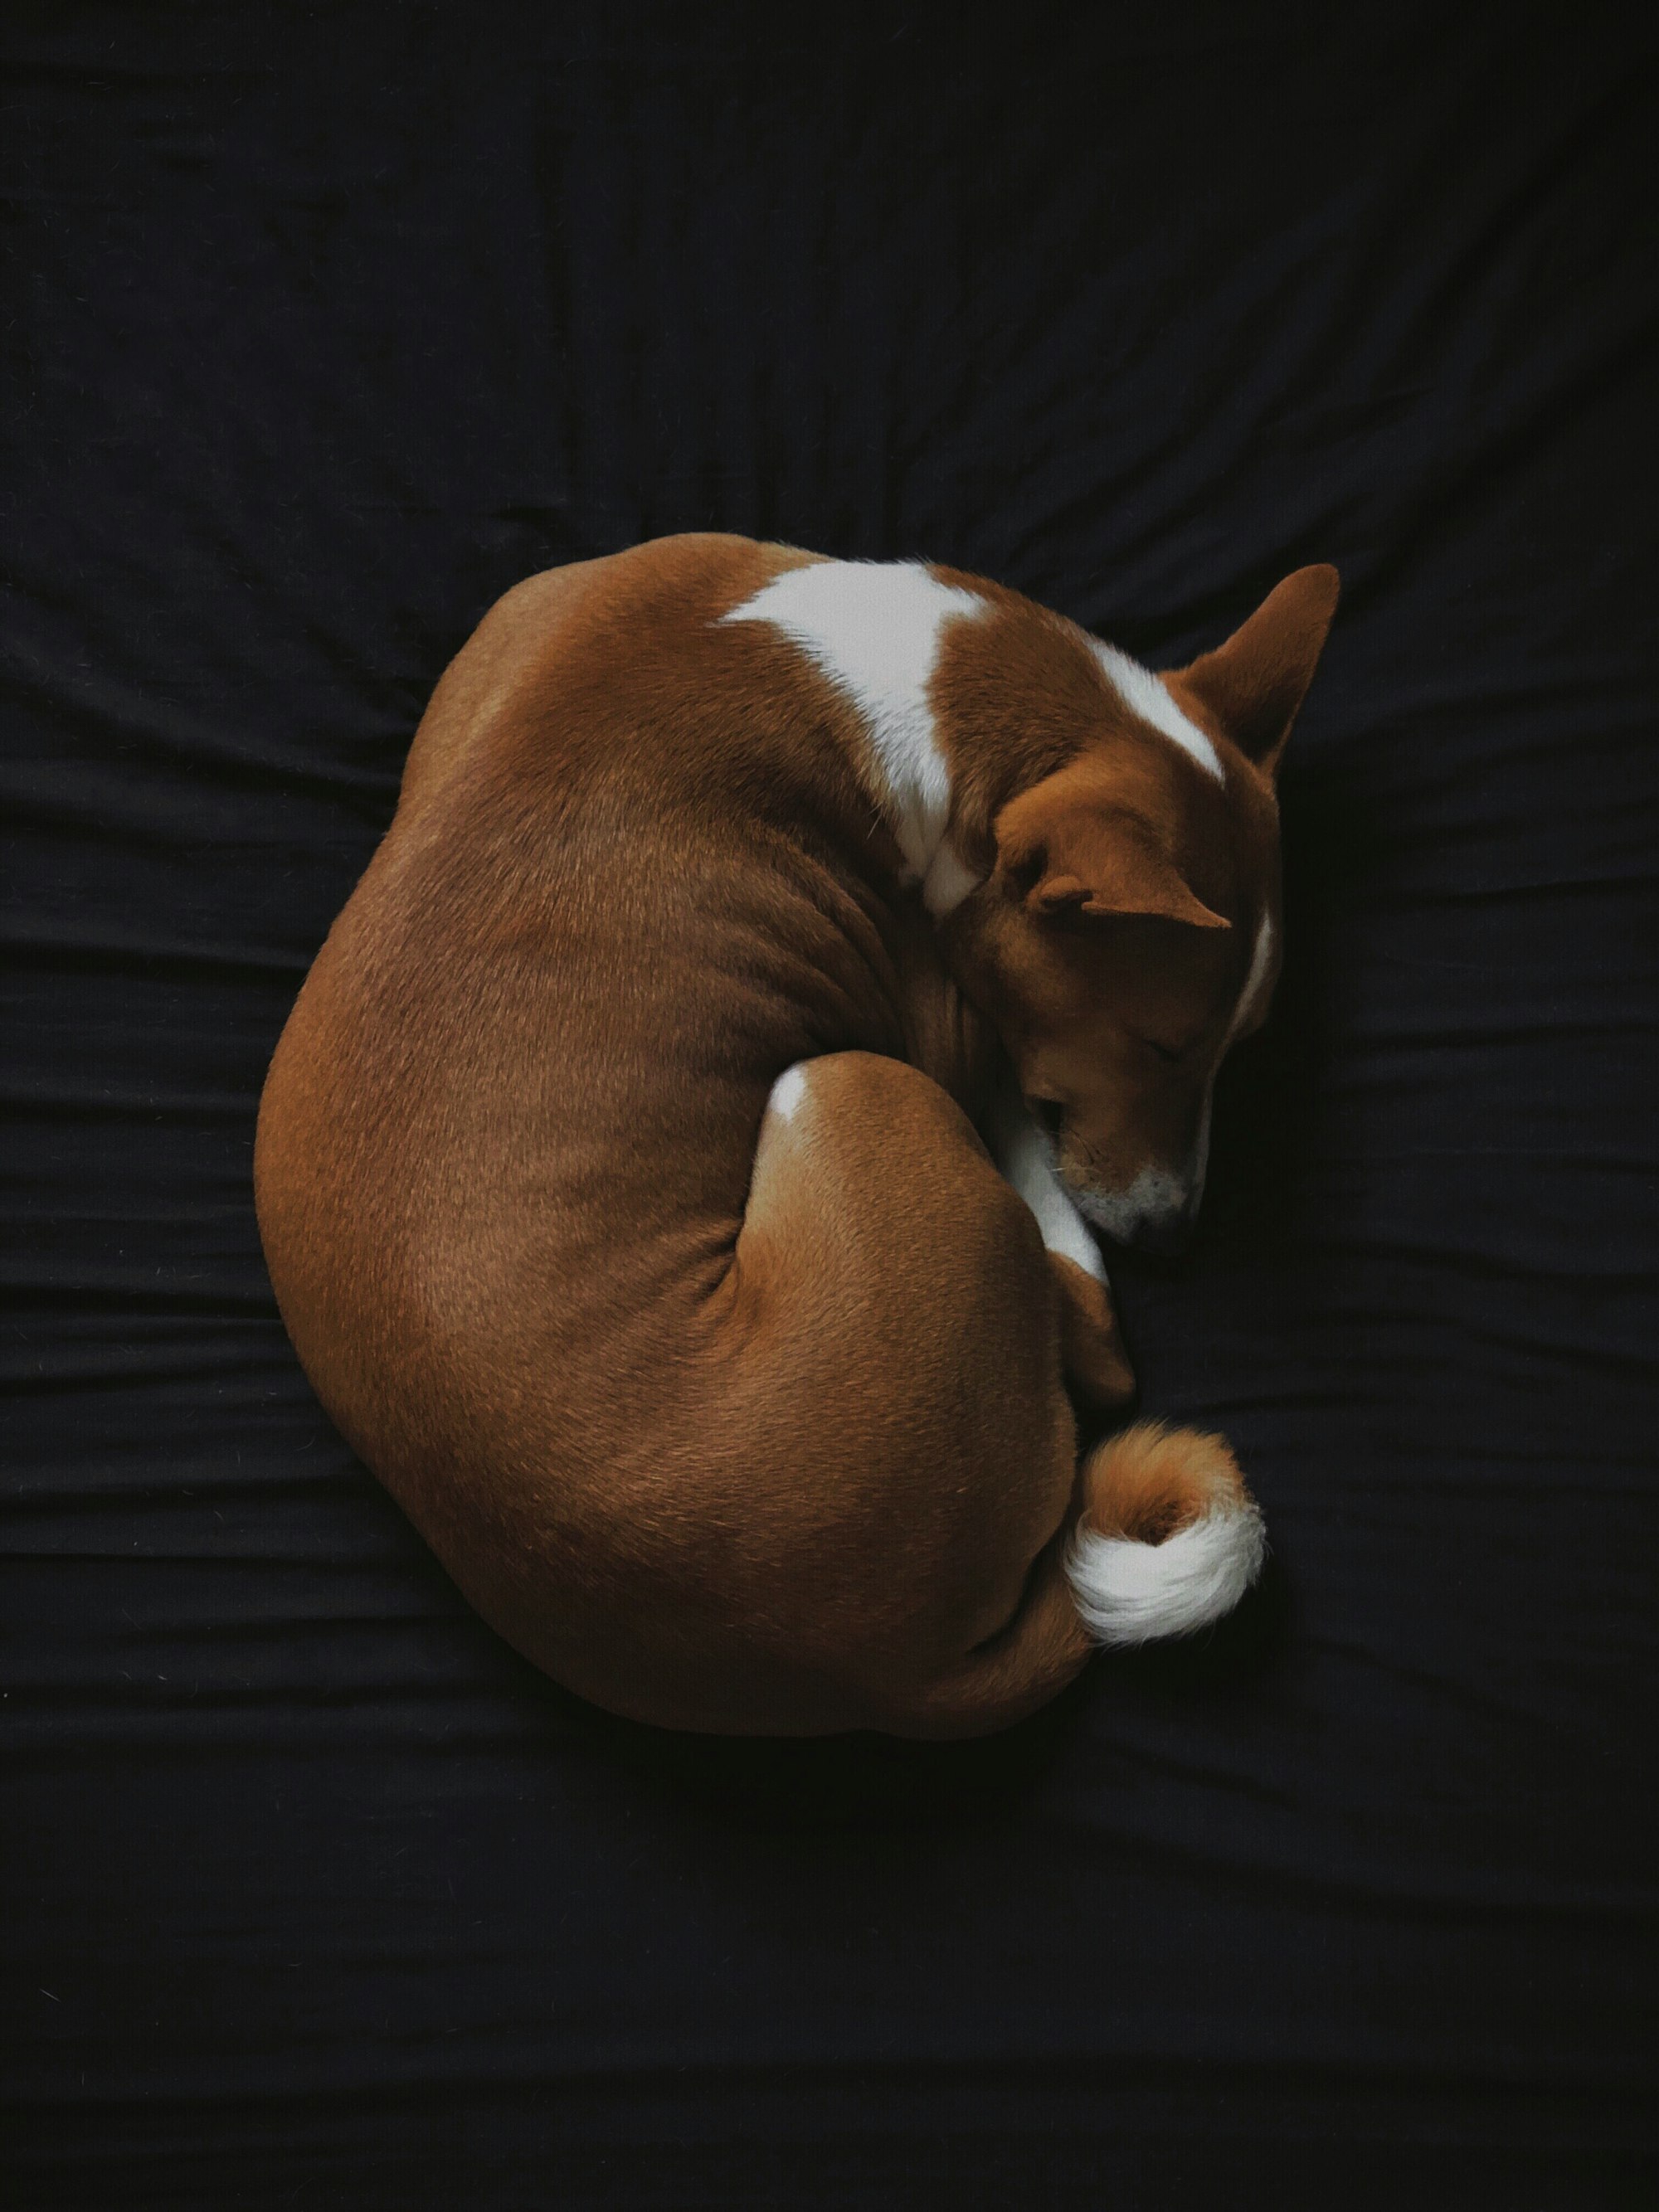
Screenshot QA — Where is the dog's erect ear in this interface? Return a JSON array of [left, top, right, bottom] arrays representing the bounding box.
[[994, 770, 1229, 930], [1168, 564, 1340, 780]]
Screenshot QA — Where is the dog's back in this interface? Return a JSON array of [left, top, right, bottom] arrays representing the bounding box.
[[255, 538, 1068, 1731]]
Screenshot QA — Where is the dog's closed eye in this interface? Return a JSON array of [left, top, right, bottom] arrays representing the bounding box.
[[1028, 1096, 1066, 1141]]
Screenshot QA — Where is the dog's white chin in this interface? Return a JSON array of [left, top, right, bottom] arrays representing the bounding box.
[[1073, 1167, 1190, 1242], [1024, 1115, 1192, 1247]]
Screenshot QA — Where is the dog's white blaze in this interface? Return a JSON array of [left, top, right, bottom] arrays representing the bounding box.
[[1225, 911, 1276, 1047], [722, 560, 985, 887], [1067, 1495, 1266, 1645], [992, 1091, 1107, 1283], [1090, 639, 1225, 783], [1187, 1091, 1214, 1213], [766, 1062, 809, 1125], [1180, 922, 1272, 1217]]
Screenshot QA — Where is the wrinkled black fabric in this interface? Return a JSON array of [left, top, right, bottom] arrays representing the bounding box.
[[3, 7, 1657, 2206]]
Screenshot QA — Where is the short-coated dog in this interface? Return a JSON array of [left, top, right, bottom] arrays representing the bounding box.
[[255, 535, 1338, 1737]]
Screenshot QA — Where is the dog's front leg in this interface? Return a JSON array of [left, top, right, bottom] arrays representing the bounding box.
[[990, 1082, 1136, 1411]]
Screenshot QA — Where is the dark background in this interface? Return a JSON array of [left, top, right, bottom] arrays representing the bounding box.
[[4, 5, 1657, 2205]]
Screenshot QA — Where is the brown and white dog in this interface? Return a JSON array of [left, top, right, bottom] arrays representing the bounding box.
[[254, 535, 1337, 1738]]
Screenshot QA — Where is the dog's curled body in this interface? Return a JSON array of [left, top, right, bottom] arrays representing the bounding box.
[[255, 534, 1336, 1737]]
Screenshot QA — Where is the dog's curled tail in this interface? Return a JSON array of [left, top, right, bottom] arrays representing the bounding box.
[[878, 1420, 1266, 1738], [1066, 1420, 1266, 1646]]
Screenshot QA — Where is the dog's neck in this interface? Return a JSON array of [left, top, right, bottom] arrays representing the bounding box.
[[721, 554, 1223, 924], [721, 556, 981, 913]]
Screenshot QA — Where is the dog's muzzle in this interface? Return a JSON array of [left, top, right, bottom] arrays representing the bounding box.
[[1074, 1104, 1212, 1254], [1076, 1171, 1199, 1253]]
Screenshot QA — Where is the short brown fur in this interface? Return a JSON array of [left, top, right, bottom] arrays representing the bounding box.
[[255, 536, 1335, 1736]]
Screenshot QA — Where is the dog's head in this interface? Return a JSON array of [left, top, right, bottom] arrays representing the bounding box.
[[951, 566, 1338, 1251]]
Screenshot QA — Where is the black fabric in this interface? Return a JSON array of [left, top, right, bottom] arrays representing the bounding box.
[[5, 7, 1657, 2205]]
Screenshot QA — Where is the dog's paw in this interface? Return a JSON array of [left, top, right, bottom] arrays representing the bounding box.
[[1052, 1254, 1136, 1409]]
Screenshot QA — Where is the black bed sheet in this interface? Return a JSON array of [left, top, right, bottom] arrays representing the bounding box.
[[4, 7, 1657, 2205]]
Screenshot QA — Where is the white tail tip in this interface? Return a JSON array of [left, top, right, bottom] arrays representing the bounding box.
[[1065, 1497, 1267, 1646]]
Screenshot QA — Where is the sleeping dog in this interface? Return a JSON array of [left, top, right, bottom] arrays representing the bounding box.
[[255, 536, 1338, 1737]]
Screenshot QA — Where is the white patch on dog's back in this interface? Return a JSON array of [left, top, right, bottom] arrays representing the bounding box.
[[766, 1062, 810, 1125], [1091, 639, 1225, 783], [722, 561, 985, 907]]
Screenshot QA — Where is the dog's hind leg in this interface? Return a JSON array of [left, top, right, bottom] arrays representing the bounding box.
[[721, 1050, 1089, 1732], [724, 1054, 1264, 1738]]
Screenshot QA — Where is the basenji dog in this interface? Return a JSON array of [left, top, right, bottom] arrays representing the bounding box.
[[255, 536, 1337, 1738]]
